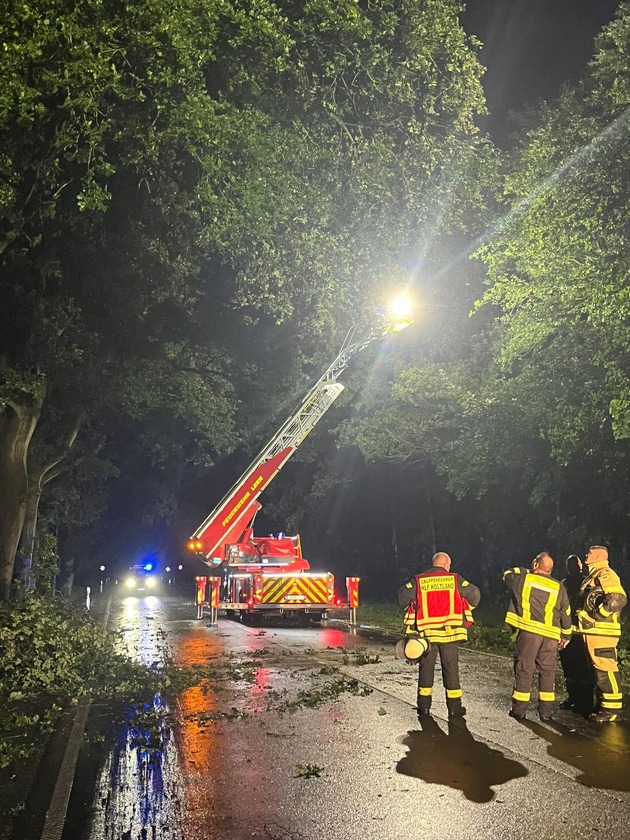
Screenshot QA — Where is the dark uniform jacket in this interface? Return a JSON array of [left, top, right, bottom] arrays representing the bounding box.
[[398, 567, 480, 643], [503, 567, 572, 642]]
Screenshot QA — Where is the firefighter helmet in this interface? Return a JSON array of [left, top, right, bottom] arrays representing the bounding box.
[[396, 636, 430, 662], [585, 585, 605, 617]]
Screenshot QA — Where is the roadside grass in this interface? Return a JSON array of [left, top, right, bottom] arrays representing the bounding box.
[[356, 601, 630, 681], [355, 602, 512, 654]]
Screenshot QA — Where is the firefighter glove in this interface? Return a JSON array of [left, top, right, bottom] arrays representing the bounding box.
[[577, 609, 596, 630]]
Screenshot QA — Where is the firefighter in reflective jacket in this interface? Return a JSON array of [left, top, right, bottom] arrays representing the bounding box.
[[503, 553, 572, 721], [574, 546, 627, 723], [398, 552, 480, 719]]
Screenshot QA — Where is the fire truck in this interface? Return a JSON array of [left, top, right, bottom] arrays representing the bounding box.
[[187, 302, 412, 623]]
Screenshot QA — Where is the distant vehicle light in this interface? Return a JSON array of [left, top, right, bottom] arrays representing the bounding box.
[[146, 576, 157, 588], [178, 565, 183, 570], [125, 577, 137, 588], [143, 563, 154, 572], [165, 566, 171, 573]]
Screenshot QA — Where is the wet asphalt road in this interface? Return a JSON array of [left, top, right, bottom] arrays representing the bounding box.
[[61, 592, 630, 840]]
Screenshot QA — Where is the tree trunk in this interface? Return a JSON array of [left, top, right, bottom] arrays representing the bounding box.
[[16, 411, 85, 589], [0, 389, 45, 601], [57, 546, 75, 598], [15, 484, 42, 589]]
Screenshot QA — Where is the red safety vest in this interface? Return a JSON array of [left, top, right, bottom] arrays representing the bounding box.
[[403, 571, 470, 633]]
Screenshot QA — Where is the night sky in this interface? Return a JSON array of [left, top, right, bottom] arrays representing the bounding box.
[[461, 0, 621, 143]]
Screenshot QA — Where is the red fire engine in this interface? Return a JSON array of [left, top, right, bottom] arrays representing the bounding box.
[[188, 302, 412, 623]]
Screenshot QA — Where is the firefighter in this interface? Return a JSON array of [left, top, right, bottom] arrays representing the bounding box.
[[574, 546, 627, 723], [398, 552, 480, 719], [558, 555, 594, 714], [503, 553, 572, 721]]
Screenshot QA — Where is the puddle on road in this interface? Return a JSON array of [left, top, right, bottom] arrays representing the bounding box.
[[520, 718, 630, 791], [70, 695, 184, 840], [63, 601, 365, 839]]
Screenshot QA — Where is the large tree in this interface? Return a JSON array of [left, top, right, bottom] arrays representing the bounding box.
[[346, 2, 630, 569], [0, 0, 492, 598], [472, 1, 630, 550]]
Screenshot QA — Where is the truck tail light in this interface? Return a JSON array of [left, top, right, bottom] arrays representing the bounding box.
[[327, 573, 335, 603]]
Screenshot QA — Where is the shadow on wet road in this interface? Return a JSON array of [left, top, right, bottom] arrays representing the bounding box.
[[520, 718, 630, 791], [396, 716, 528, 802]]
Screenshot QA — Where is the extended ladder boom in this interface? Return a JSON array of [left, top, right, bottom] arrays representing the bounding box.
[[190, 320, 408, 564]]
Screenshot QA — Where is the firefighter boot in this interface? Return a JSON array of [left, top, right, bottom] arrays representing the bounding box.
[[446, 692, 466, 718], [448, 706, 467, 718], [590, 710, 619, 723]]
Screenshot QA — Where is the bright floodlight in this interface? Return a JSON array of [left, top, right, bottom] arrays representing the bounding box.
[[390, 295, 412, 320], [384, 295, 414, 333]]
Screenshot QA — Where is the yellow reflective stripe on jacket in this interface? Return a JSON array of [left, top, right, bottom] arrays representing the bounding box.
[[520, 572, 561, 628], [544, 587, 559, 627], [522, 580, 532, 624], [575, 610, 622, 637], [403, 613, 465, 628], [423, 626, 468, 643], [505, 570, 568, 639], [505, 611, 562, 640]]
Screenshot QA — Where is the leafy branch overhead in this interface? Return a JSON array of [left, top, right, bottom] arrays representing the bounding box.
[[0, 0, 492, 597]]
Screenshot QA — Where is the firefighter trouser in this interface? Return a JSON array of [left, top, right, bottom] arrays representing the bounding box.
[[584, 635, 622, 716], [559, 634, 594, 713], [417, 642, 464, 715], [512, 631, 558, 716]]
